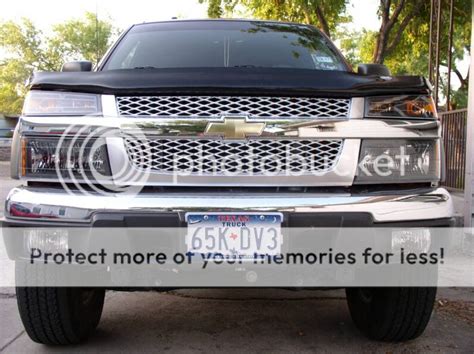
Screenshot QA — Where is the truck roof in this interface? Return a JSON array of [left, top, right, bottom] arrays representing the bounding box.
[[132, 18, 312, 29]]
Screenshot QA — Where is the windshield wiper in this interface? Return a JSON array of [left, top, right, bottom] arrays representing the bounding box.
[[233, 65, 262, 68], [132, 66, 160, 70]]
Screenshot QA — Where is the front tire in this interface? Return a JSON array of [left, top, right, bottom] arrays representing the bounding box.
[[16, 287, 105, 345], [346, 287, 436, 342]]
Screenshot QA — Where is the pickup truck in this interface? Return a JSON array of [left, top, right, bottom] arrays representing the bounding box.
[[5, 19, 453, 345]]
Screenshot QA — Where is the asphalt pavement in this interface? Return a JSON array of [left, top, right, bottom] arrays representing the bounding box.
[[1, 288, 473, 353]]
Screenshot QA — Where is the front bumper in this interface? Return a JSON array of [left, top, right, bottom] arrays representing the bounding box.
[[4, 186, 454, 227]]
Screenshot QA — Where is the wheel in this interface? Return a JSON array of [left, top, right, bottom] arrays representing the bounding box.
[[345, 287, 436, 342], [16, 287, 105, 345]]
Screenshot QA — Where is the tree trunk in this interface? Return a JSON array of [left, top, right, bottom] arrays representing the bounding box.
[[315, 5, 331, 38], [372, 0, 409, 64], [373, 30, 388, 64]]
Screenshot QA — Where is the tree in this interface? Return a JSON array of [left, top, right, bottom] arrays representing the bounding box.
[[372, 0, 426, 64], [0, 13, 119, 115], [339, 0, 470, 108], [205, 0, 225, 17], [200, 0, 349, 38], [51, 12, 117, 65], [0, 60, 32, 115], [380, 0, 471, 108], [0, 18, 56, 115]]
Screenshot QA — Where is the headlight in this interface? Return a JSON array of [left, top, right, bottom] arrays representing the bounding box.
[[355, 139, 440, 184], [21, 136, 111, 179], [365, 95, 437, 119], [23, 91, 101, 116]]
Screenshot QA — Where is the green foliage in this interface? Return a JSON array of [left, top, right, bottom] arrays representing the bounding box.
[[51, 12, 116, 64], [0, 19, 52, 115], [339, 0, 471, 108], [387, 0, 470, 108], [200, 0, 350, 38], [199, 0, 240, 18], [205, 0, 224, 17], [381, 0, 470, 76], [0, 12, 118, 115], [337, 29, 375, 69], [449, 86, 468, 108], [0, 60, 31, 114]]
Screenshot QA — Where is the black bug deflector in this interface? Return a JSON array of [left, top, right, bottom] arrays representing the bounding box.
[[29, 68, 430, 97]]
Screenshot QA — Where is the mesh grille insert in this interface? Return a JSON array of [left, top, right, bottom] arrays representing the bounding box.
[[116, 96, 351, 119], [124, 138, 344, 175]]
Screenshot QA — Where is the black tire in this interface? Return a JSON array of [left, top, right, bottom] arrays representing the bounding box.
[[16, 287, 105, 345], [346, 287, 436, 342]]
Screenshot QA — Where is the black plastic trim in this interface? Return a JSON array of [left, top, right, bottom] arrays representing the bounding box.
[[2, 214, 455, 228]]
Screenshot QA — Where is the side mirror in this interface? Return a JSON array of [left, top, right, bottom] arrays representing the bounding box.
[[357, 64, 391, 76], [61, 61, 93, 72]]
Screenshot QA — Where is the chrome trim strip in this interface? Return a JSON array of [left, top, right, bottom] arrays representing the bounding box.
[[18, 117, 440, 139], [5, 187, 453, 223], [14, 115, 441, 186], [101, 95, 118, 116], [348, 97, 364, 119]]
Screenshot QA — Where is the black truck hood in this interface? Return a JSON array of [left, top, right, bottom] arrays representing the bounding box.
[[30, 68, 430, 97]]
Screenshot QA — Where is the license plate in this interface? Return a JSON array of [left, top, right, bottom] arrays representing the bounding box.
[[185, 212, 283, 258]]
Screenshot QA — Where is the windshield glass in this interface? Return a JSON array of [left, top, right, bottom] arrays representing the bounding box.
[[103, 21, 347, 71]]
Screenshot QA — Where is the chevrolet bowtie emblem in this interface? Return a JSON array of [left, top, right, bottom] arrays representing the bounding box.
[[204, 117, 265, 139]]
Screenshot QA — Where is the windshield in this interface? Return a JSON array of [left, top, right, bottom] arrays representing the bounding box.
[[103, 21, 348, 71]]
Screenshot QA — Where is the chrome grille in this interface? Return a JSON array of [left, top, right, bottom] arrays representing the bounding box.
[[116, 96, 351, 119], [124, 138, 344, 175]]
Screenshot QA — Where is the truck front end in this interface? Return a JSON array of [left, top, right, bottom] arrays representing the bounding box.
[[4, 19, 454, 344]]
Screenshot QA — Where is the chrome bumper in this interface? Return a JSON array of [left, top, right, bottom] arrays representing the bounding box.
[[4, 186, 453, 225]]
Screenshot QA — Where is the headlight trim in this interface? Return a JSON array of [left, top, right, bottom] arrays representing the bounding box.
[[365, 95, 437, 120]]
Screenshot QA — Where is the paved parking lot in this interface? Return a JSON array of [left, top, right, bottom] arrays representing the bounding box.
[[0, 161, 473, 352]]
